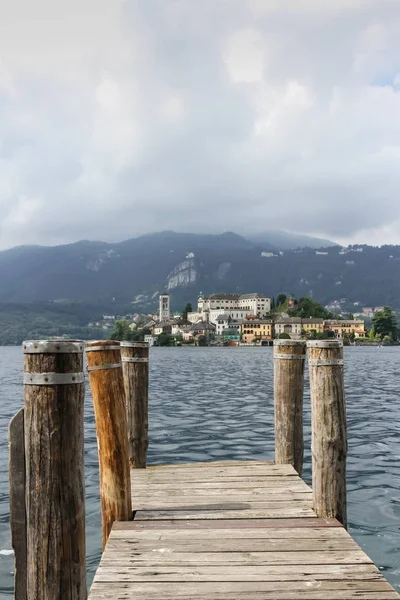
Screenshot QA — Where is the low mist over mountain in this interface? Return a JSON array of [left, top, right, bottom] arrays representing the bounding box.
[[246, 231, 338, 250], [0, 231, 399, 313]]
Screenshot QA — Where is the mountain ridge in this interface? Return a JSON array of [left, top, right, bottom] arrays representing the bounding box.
[[0, 231, 399, 311]]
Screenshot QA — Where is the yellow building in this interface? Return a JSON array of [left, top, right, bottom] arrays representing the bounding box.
[[325, 320, 366, 339], [301, 318, 324, 335], [241, 319, 273, 344]]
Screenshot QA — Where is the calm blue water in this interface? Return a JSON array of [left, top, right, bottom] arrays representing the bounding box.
[[0, 346, 399, 595]]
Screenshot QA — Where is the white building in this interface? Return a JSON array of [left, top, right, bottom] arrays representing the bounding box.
[[153, 321, 172, 335], [274, 318, 302, 339], [187, 311, 203, 324], [209, 308, 252, 327], [214, 314, 231, 335], [194, 293, 271, 323], [214, 314, 243, 336], [144, 335, 157, 346], [159, 294, 170, 321]]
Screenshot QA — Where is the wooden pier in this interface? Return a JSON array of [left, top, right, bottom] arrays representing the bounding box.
[[88, 460, 398, 599], [8, 339, 400, 599]]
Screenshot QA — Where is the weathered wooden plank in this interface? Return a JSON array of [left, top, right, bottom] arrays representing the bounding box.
[[132, 479, 311, 490], [110, 526, 348, 539], [147, 460, 276, 469], [132, 495, 313, 506], [91, 579, 392, 592], [92, 563, 382, 582], [99, 549, 373, 566], [132, 469, 297, 480], [88, 582, 398, 599], [9, 408, 27, 600], [132, 484, 311, 494], [113, 518, 341, 530], [132, 464, 297, 475], [135, 507, 316, 520], [133, 500, 313, 511], [105, 538, 359, 553]]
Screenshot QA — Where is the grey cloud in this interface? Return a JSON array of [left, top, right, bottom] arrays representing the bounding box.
[[1, 0, 400, 249]]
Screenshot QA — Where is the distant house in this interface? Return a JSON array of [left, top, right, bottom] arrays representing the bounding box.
[[374, 306, 385, 313], [241, 320, 273, 344], [141, 317, 157, 330], [153, 321, 172, 335], [324, 320, 366, 339], [301, 318, 324, 335], [274, 318, 302, 339], [171, 319, 190, 335], [189, 321, 216, 337], [144, 335, 157, 347]]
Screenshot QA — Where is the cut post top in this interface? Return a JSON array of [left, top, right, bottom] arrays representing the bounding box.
[[23, 340, 84, 354], [273, 340, 307, 347], [120, 341, 149, 348], [85, 340, 121, 352], [307, 340, 343, 348]]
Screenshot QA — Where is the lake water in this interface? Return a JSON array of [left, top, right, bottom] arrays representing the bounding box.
[[0, 345, 399, 595]]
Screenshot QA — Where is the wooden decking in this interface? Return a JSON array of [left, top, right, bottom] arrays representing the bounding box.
[[88, 461, 399, 599]]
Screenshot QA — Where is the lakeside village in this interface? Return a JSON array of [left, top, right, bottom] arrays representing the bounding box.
[[101, 293, 399, 346]]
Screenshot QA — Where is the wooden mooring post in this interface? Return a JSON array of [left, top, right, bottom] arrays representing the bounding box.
[[120, 342, 149, 469], [273, 339, 306, 476], [14, 340, 87, 600], [85, 340, 132, 549], [308, 339, 347, 528]]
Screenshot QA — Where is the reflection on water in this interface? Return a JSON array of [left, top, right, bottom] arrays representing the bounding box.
[[0, 346, 399, 595]]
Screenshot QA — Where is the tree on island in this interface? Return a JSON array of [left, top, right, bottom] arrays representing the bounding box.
[[276, 293, 287, 307], [271, 297, 276, 311], [197, 335, 208, 346], [278, 332, 291, 339], [108, 318, 150, 342], [181, 303, 193, 321], [372, 306, 398, 341], [158, 332, 174, 346], [288, 297, 333, 319]]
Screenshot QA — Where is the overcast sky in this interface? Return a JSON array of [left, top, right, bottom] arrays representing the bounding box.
[[1, 0, 400, 250]]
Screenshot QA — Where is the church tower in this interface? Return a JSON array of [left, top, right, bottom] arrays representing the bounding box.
[[159, 293, 170, 321]]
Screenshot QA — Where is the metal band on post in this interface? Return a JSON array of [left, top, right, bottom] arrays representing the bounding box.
[[120, 342, 149, 348], [308, 359, 344, 367], [274, 354, 305, 360], [24, 373, 85, 385], [87, 363, 122, 372], [85, 345, 121, 352], [306, 340, 343, 349], [122, 357, 149, 363]]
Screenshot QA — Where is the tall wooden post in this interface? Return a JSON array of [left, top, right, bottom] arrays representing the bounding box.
[[85, 340, 132, 549], [9, 408, 26, 600], [273, 339, 306, 476], [120, 342, 149, 469], [23, 340, 86, 600], [307, 340, 347, 528]]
